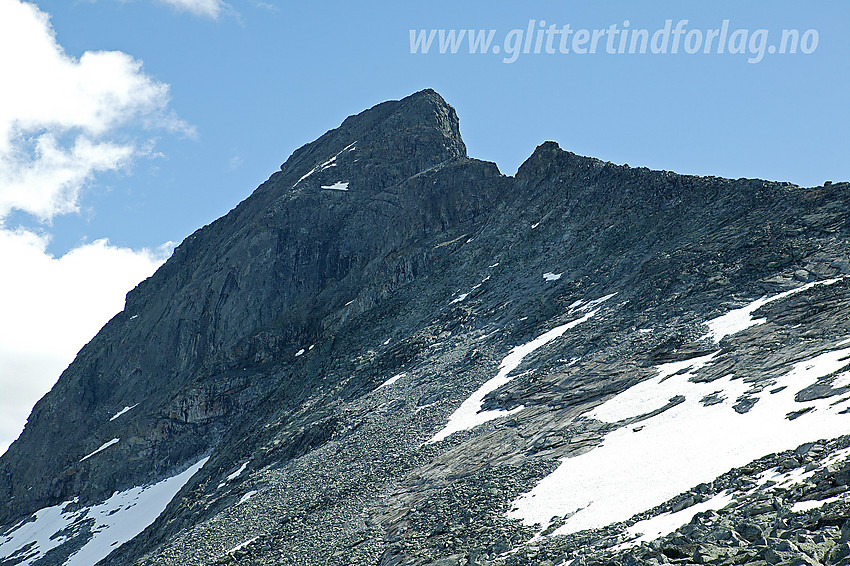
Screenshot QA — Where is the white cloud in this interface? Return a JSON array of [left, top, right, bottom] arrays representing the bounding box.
[[0, 0, 190, 222], [251, 1, 278, 11], [0, 230, 172, 455], [157, 0, 227, 18], [0, 135, 136, 221], [0, 2, 186, 454]]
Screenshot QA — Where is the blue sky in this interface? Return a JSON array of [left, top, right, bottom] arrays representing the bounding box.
[[1, 0, 848, 453]]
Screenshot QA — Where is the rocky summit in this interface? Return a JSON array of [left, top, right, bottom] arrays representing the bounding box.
[[2, 89, 850, 566]]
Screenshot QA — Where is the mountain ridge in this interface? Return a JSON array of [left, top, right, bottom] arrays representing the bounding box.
[[2, 89, 850, 566]]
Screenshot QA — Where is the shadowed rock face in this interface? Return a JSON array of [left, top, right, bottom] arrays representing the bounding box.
[[3, 89, 850, 566]]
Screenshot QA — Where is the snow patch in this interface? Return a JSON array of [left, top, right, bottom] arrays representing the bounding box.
[[225, 536, 259, 555], [377, 373, 406, 390], [218, 461, 250, 489], [508, 342, 850, 537], [450, 293, 469, 305], [543, 272, 562, 282], [568, 293, 617, 314], [320, 181, 349, 191], [752, 447, 850, 500], [227, 461, 249, 482], [576, 293, 617, 312], [292, 142, 356, 187], [616, 491, 735, 549], [829, 371, 850, 390], [109, 404, 138, 422], [792, 494, 849, 513], [237, 490, 257, 506], [80, 438, 119, 462], [703, 278, 843, 342], [0, 457, 209, 566], [428, 306, 603, 444]]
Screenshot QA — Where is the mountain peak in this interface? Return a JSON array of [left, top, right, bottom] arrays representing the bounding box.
[[515, 141, 610, 180], [280, 89, 467, 189]]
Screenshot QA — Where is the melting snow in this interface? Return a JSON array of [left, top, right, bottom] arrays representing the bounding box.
[[428, 306, 604, 444], [292, 142, 356, 187], [320, 181, 349, 191], [227, 462, 249, 482], [218, 461, 250, 489], [0, 501, 79, 563], [755, 465, 816, 493], [750, 445, 850, 499], [450, 293, 469, 305], [617, 491, 735, 550], [80, 438, 119, 462], [703, 278, 842, 342], [575, 293, 617, 312], [543, 272, 562, 282], [792, 494, 849, 513], [508, 340, 850, 537], [109, 404, 138, 422], [237, 490, 257, 506], [377, 373, 406, 390], [225, 536, 259, 555], [0, 457, 209, 566], [567, 293, 617, 314]]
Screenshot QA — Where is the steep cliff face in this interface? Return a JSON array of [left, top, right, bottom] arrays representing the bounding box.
[[2, 90, 850, 566], [0, 89, 502, 524]]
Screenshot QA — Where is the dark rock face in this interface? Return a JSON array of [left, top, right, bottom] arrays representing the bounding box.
[[2, 89, 850, 566], [0, 88, 499, 524]]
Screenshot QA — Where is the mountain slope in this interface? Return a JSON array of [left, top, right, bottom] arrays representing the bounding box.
[[3, 90, 850, 566]]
